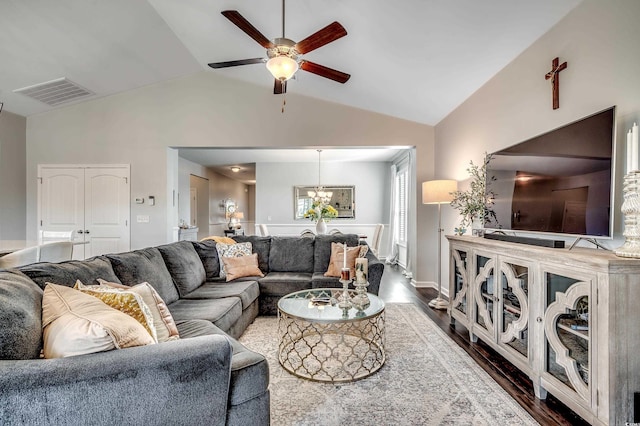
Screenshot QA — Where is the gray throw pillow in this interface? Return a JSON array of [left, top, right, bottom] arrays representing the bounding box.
[[191, 240, 221, 280], [0, 270, 43, 359]]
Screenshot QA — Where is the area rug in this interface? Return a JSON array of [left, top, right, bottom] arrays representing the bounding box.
[[239, 303, 538, 425]]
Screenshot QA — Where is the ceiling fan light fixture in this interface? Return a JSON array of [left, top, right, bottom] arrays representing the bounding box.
[[266, 56, 299, 81]]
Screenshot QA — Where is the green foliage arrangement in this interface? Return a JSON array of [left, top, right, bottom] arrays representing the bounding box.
[[304, 202, 338, 222], [450, 153, 498, 228]]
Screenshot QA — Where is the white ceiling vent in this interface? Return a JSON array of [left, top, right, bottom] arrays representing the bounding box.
[[14, 78, 94, 106]]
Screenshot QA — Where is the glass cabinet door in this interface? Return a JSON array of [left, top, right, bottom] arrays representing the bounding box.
[[499, 262, 529, 360], [473, 255, 496, 336], [544, 272, 590, 403], [450, 249, 469, 316]]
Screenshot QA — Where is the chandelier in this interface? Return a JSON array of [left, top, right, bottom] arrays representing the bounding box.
[[307, 150, 333, 204]]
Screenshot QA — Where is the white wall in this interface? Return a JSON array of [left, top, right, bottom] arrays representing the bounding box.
[[255, 161, 392, 257], [26, 71, 434, 279], [0, 110, 27, 239], [434, 0, 640, 293]]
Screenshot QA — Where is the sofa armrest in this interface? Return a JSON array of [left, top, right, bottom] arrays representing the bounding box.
[[365, 251, 384, 295], [0, 335, 233, 426]]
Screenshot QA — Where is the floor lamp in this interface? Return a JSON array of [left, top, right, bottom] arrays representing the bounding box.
[[422, 179, 458, 310]]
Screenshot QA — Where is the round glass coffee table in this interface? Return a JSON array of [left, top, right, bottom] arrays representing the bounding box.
[[277, 288, 385, 382]]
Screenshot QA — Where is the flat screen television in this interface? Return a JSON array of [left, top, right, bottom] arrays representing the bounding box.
[[484, 106, 616, 238]]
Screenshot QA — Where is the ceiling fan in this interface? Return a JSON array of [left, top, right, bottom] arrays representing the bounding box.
[[208, 0, 350, 95]]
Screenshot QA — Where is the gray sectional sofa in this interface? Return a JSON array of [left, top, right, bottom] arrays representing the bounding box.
[[0, 233, 383, 426]]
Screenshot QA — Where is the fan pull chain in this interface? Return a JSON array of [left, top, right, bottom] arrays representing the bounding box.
[[281, 94, 286, 113]]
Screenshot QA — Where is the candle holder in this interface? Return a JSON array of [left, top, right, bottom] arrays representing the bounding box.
[[351, 280, 370, 311], [615, 171, 640, 258], [338, 268, 353, 309]]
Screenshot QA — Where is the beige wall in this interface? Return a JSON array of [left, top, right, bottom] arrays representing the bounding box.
[[0, 110, 27, 239], [26, 71, 434, 279], [434, 0, 640, 292]]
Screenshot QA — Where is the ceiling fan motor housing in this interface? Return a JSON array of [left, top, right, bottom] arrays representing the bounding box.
[[267, 38, 299, 61]]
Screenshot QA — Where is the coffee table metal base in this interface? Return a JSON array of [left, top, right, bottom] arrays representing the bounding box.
[[278, 309, 385, 382]]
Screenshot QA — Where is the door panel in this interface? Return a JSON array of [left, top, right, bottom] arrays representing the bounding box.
[[84, 168, 130, 257]]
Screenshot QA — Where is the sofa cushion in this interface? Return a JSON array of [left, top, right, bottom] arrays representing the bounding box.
[[222, 254, 264, 282], [257, 272, 313, 296], [157, 241, 206, 296], [232, 235, 271, 273], [191, 240, 221, 280], [42, 283, 155, 358], [269, 237, 314, 273], [107, 248, 180, 305], [182, 281, 259, 310], [313, 234, 360, 273], [169, 297, 243, 334], [324, 242, 368, 279], [19, 256, 121, 289], [311, 272, 342, 289], [97, 279, 180, 342], [175, 319, 269, 407], [0, 270, 43, 360]]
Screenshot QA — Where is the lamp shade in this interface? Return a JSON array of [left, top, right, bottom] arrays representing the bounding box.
[[233, 212, 244, 220], [422, 180, 458, 204], [266, 56, 299, 81]]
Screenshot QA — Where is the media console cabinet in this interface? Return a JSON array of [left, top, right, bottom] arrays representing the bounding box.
[[446, 235, 640, 426]]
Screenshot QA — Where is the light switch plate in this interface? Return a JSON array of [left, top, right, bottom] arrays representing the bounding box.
[[137, 215, 150, 223], [135, 198, 144, 204]]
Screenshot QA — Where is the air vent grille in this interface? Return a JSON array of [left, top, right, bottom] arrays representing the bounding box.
[[14, 78, 94, 106]]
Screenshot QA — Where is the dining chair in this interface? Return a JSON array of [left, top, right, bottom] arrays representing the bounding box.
[[0, 246, 40, 269], [370, 224, 384, 257], [258, 224, 269, 236], [39, 241, 74, 263], [39, 230, 74, 243], [300, 229, 315, 238], [329, 229, 343, 235]]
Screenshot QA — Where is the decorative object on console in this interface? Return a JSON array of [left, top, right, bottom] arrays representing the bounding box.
[[227, 211, 244, 230], [450, 153, 497, 231], [544, 57, 567, 110], [627, 122, 639, 173], [422, 179, 458, 310], [615, 170, 640, 258]]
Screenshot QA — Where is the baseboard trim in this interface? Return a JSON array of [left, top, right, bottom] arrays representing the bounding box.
[[410, 280, 450, 298]]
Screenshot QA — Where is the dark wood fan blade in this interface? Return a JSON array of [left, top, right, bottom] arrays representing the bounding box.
[[274, 79, 287, 95], [294, 21, 347, 54], [300, 61, 350, 83], [221, 10, 275, 49], [208, 58, 265, 69]]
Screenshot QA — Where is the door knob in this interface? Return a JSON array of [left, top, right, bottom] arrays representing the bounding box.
[[84, 230, 90, 234], [77, 230, 84, 234]]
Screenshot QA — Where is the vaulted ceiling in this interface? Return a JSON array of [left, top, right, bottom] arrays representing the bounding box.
[[1, 0, 580, 125]]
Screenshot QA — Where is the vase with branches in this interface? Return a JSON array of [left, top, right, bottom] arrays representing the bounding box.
[[450, 153, 498, 230]]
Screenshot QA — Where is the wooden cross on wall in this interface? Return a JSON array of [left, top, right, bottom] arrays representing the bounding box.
[[545, 57, 568, 110]]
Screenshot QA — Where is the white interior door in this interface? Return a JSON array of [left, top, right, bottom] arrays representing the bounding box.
[[84, 167, 130, 258], [39, 165, 130, 260], [39, 167, 84, 258]]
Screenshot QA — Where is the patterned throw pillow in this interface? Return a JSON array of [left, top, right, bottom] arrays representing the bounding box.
[[42, 283, 155, 358], [222, 253, 264, 282], [97, 279, 180, 342], [324, 243, 369, 279], [215, 242, 252, 278], [74, 280, 157, 342]]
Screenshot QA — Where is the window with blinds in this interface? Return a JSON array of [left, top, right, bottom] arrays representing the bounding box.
[[395, 166, 409, 244]]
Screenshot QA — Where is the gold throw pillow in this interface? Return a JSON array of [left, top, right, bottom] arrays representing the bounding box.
[[324, 243, 368, 279]]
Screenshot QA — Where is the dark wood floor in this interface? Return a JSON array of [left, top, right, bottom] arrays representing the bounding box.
[[377, 264, 590, 426]]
